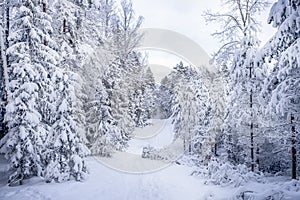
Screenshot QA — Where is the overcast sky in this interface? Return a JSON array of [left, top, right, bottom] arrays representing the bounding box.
[[132, 0, 276, 78]]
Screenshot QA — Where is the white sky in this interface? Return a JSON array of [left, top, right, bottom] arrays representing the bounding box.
[[132, 0, 275, 82], [133, 0, 277, 78]]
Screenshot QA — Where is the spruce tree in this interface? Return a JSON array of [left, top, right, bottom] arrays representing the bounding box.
[[3, 0, 51, 184], [262, 0, 300, 179]]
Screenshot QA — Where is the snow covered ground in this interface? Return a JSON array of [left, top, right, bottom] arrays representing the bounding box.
[[1, 156, 300, 200], [0, 119, 300, 200], [127, 118, 176, 154], [0, 157, 224, 200], [97, 118, 182, 173]]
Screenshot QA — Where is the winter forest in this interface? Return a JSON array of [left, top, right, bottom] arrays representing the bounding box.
[[0, 0, 299, 199]]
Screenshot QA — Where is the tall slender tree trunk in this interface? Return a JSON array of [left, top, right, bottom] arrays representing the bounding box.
[[188, 135, 192, 153], [5, 3, 9, 66], [0, 26, 4, 140], [4, 2, 9, 90], [291, 114, 297, 179], [250, 63, 254, 172], [42, 2, 48, 46], [183, 135, 186, 153], [256, 147, 260, 170], [250, 95, 254, 172]]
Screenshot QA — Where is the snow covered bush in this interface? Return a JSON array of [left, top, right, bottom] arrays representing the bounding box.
[[44, 155, 68, 183], [192, 158, 263, 187], [234, 179, 300, 200], [89, 119, 121, 157], [142, 146, 166, 160], [141, 142, 182, 162], [70, 154, 88, 181]]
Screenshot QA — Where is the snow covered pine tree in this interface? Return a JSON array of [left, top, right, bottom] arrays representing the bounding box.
[[262, 0, 300, 179]]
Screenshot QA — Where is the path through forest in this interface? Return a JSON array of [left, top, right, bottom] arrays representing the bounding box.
[[0, 119, 225, 200], [1, 119, 299, 200], [96, 118, 183, 173]]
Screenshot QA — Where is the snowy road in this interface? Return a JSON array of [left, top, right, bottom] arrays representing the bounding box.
[[0, 119, 224, 200], [0, 156, 231, 200], [127, 118, 175, 154], [1, 156, 300, 200], [96, 118, 183, 173], [1, 119, 300, 200]]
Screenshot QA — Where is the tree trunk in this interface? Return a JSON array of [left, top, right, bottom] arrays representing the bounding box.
[[0, 26, 4, 140], [43, 2, 46, 12], [214, 143, 218, 156], [42, 2, 47, 46], [5, 3, 9, 65], [183, 136, 186, 153], [291, 114, 297, 179], [250, 63, 254, 172], [250, 112, 254, 172], [63, 19, 67, 33], [256, 147, 260, 170]]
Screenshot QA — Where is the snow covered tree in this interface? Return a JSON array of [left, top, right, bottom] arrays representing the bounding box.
[[193, 76, 212, 158], [0, 0, 149, 184], [261, 0, 300, 179], [203, 0, 269, 67], [142, 67, 156, 118], [228, 31, 262, 171], [2, 0, 53, 184], [0, 0, 10, 140], [257, 111, 291, 173], [99, 0, 116, 38], [129, 67, 156, 127], [130, 88, 148, 127], [158, 76, 173, 118], [100, 57, 133, 151], [205, 0, 268, 171], [93, 0, 144, 152], [50, 0, 90, 145], [45, 70, 88, 182], [172, 84, 198, 153], [88, 89, 120, 157], [170, 62, 212, 156], [82, 50, 123, 156], [170, 62, 190, 145], [207, 71, 226, 157], [0, 0, 92, 184]]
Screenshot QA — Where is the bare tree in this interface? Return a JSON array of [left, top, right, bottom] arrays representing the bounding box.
[[101, 0, 116, 37], [117, 0, 143, 59]]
